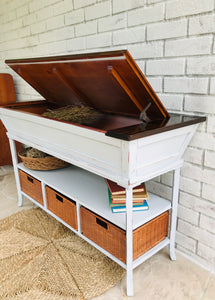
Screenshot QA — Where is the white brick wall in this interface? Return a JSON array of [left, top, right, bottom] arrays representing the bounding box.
[[178, 204, 199, 226], [179, 191, 215, 219], [85, 1, 110, 20], [185, 95, 215, 114], [65, 9, 84, 25], [146, 58, 185, 75], [113, 26, 145, 45], [147, 19, 187, 41], [184, 147, 203, 165], [200, 215, 215, 234], [86, 32, 111, 48], [129, 41, 163, 59], [98, 13, 126, 32], [0, 0, 214, 270], [205, 151, 215, 169], [202, 183, 215, 203], [189, 14, 215, 35], [187, 57, 215, 75], [113, 0, 145, 14], [128, 3, 164, 26], [176, 231, 196, 253], [178, 219, 215, 250], [197, 243, 215, 263], [164, 77, 208, 94], [75, 20, 97, 37], [158, 94, 183, 111], [74, 0, 97, 9], [165, 36, 212, 57], [166, 0, 214, 19], [210, 78, 215, 94]]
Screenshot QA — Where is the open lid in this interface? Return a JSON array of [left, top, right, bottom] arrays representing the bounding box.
[[5, 50, 169, 122]]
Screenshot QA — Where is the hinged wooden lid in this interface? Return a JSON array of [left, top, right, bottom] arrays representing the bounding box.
[[5, 50, 169, 121]]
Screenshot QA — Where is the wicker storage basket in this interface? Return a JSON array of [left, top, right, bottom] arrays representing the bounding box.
[[19, 170, 43, 205], [81, 206, 126, 262], [80, 207, 169, 263], [18, 149, 69, 171], [46, 186, 77, 230]]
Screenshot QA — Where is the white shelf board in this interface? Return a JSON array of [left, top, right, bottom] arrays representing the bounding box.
[[18, 163, 171, 230]]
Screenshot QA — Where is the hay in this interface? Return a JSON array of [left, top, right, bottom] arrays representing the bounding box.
[[42, 105, 104, 125], [25, 148, 48, 158]]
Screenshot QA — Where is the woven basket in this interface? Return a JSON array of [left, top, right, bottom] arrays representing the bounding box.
[[81, 207, 169, 263], [18, 149, 69, 171]]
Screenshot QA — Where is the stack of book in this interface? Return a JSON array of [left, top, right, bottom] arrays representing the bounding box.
[[105, 179, 149, 213]]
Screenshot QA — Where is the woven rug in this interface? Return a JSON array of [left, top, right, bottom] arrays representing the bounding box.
[[0, 208, 125, 300]]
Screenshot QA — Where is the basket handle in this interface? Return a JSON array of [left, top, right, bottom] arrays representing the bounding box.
[[56, 194, 63, 203], [96, 217, 108, 230], [27, 176, 34, 183]]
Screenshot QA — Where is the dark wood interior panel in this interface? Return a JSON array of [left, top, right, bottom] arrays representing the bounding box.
[[0, 120, 21, 165], [0, 73, 16, 105]]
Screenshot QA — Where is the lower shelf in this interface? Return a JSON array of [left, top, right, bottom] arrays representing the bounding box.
[[18, 163, 171, 269], [17, 163, 171, 231], [21, 190, 170, 269]]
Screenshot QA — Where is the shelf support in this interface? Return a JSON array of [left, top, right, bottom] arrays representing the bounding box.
[[169, 167, 181, 260], [76, 202, 81, 234], [108, 66, 143, 112], [8, 137, 23, 207], [126, 185, 133, 296], [41, 182, 47, 210]]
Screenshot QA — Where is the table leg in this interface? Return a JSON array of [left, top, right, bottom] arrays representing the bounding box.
[[8, 138, 23, 207], [126, 186, 133, 296], [169, 167, 181, 260]]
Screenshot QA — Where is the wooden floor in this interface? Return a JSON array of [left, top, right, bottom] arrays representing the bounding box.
[[0, 166, 214, 300]]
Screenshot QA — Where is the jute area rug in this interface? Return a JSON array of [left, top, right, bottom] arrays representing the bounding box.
[[0, 208, 125, 300]]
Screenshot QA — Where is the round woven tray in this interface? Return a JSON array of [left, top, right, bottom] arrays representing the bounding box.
[[18, 150, 69, 171]]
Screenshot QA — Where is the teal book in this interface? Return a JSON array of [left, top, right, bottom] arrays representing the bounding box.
[[111, 200, 149, 213]]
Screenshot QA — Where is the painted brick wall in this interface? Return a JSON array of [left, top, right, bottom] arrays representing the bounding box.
[[0, 0, 214, 270]]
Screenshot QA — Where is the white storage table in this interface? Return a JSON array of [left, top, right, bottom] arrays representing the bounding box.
[[0, 50, 206, 296]]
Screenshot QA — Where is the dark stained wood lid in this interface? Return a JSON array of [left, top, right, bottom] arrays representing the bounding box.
[[106, 113, 206, 140], [5, 50, 169, 122]]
